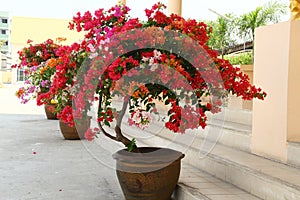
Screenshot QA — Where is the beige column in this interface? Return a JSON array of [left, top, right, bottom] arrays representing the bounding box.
[[168, 0, 182, 16], [117, 0, 126, 5], [251, 20, 300, 162]]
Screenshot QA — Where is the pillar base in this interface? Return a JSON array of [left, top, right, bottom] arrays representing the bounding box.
[[252, 20, 300, 162]]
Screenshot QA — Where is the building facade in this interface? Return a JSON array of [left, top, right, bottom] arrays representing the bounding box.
[[0, 11, 12, 83], [11, 16, 84, 83], [0, 11, 11, 55]]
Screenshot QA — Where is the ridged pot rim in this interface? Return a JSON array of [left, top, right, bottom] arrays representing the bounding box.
[[112, 147, 185, 164]]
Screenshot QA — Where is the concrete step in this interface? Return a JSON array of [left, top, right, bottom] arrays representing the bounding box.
[[206, 108, 252, 152], [111, 101, 300, 199], [287, 142, 300, 168], [119, 107, 253, 153], [174, 164, 262, 200], [198, 118, 252, 152], [113, 98, 253, 152], [207, 107, 252, 127], [134, 128, 300, 200], [185, 144, 300, 200], [123, 117, 252, 154]]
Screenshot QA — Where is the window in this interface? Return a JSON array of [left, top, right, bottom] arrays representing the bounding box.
[[17, 68, 26, 81], [2, 41, 8, 46], [1, 30, 6, 34], [1, 19, 8, 23], [1, 59, 7, 69]]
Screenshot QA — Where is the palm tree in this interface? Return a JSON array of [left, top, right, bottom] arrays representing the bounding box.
[[236, 1, 287, 47], [206, 13, 237, 58]]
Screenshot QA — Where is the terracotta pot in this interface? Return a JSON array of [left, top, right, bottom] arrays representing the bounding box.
[[59, 118, 91, 140], [44, 103, 57, 120], [113, 147, 184, 200]]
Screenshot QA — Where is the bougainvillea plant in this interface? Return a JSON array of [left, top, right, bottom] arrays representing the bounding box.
[[45, 43, 88, 127], [53, 3, 267, 150], [13, 37, 89, 126], [14, 38, 65, 105]]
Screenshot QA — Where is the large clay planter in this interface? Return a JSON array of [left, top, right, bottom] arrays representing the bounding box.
[[113, 147, 184, 200], [44, 103, 57, 120], [59, 118, 91, 140]]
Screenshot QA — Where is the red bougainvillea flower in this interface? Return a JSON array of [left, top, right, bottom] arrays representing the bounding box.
[[38, 3, 267, 148], [14, 38, 65, 107]]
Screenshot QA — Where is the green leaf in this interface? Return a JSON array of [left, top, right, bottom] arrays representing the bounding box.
[[126, 138, 136, 152], [146, 103, 152, 112], [143, 99, 148, 105], [104, 120, 110, 127]]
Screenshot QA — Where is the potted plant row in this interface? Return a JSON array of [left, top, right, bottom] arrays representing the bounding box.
[[14, 37, 91, 139], [14, 2, 266, 199], [14, 38, 63, 120]]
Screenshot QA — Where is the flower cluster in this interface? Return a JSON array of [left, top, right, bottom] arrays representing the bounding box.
[[56, 105, 75, 126], [36, 42, 89, 125], [12, 38, 64, 68], [14, 3, 267, 148], [14, 36, 90, 125], [15, 57, 59, 104], [128, 109, 153, 130], [67, 2, 266, 149], [14, 38, 65, 104]]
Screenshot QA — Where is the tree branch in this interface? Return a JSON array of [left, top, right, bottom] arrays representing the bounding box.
[[97, 95, 133, 148], [115, 96, 132, 147], [116, 96, 128, 129], [97, 95, 118, 141]]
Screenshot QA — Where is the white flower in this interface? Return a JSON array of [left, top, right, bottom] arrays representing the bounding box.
[[131, 109, 152, 130], [50, 74, 55, 82], [89, 52, 98, 59], [142, 56, 149, 63], [99, 38, 110, 46], [99, 40, 106, 45], [104, 38, 110, 44], [153, 50, 161, 59], [36, 51, 42, 56], [139, 63, 145, 69], [87, 43, 96, 52], [149, 57, 155, 66], [72, 76, 77, 82], [148, 57, 159, 71], [69, 85, 78, 96], [150, 63, 158, 71], [132, 111, 142, 124], [99, 45, 109, 52]]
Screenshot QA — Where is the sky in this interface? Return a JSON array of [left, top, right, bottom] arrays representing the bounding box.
[[0, 0, 290, 22]]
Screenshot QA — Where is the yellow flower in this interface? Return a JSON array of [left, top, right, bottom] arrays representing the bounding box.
[[15, 88, 25, 99], [56, 37, 67, 43], [50, 99, 58, 104], [40, 66, 48, 75], [46, 58, 58, 68]]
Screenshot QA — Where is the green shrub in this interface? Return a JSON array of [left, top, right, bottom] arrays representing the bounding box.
[[224, 51, 253, 65]]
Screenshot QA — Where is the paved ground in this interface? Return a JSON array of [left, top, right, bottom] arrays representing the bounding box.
[[0, 84, 263, 200], [0, 84, 124, 200]]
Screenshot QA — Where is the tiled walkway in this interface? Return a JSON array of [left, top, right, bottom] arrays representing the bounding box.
[[178, 164, 261, 200]]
